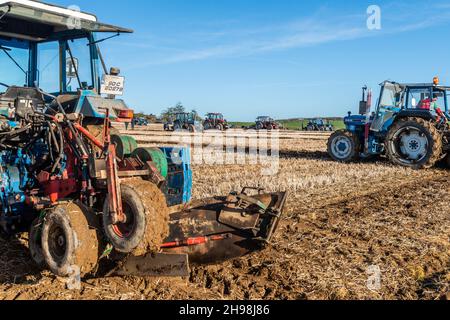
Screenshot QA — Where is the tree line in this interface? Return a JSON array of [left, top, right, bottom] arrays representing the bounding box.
[[135, 102, 201, 123]]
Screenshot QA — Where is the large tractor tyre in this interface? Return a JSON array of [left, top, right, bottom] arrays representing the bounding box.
[[41, 203, 101, 277], [85, 124, 120, 139], [188, 124, 196, 133], [256, 123, 263, 130], [29, 218, 46, 269], [204, 122, 211, 130], [216, 124, 224, 131], [386, 117, 442, 169], [327, 130, 360, 162], [443, 154, 450, 168], [103, 179, 169, 256]]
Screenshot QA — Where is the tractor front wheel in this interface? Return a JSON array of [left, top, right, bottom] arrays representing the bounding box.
[[327, 130, 360, 162], [29, 218, 46, 269], [103, 179, 169, 256], [386, 117, 442, 169], [41, 203, 101, 277]]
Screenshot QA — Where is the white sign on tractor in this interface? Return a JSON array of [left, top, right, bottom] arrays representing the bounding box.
[[101, 74, 125, 96]]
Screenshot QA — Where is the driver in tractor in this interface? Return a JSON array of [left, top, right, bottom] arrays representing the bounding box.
[[418, 94, 447, 124], [430, 94, 448, 124]]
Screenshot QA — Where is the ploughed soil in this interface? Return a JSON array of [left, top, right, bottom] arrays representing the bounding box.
[[0, 135, 449, 300]]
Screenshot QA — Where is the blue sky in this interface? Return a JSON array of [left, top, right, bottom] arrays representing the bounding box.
[[52, 0, 450, 121]]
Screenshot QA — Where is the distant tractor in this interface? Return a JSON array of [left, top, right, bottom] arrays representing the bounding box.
[[256, 116, 279, 130], [328, 79, 450, 169], [171, 112, 203, 132], [303, 119, 334, 131], [204, 113, 229, 131], [133, 117, 149, 126]]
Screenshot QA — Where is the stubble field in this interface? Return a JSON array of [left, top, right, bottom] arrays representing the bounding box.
[[0, 126, 448, 300]]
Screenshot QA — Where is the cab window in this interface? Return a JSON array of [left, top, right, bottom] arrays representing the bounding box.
[[38, 41, 60, 93], [407, 88, 431, 109], [0, 43, 29, 88], [66, 37, 93, 91]]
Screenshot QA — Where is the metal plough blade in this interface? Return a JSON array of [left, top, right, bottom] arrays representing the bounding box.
[[113, 253, 190, 277]]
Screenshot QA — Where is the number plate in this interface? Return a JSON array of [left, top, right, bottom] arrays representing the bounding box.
[[100, 75, 125, 96]]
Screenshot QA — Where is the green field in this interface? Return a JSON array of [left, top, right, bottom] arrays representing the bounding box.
[[230, 119, 345, 131]]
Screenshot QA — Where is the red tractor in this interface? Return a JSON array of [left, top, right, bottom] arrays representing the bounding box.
[[256, 116, 280, 130], [203, 113, 229, 131]]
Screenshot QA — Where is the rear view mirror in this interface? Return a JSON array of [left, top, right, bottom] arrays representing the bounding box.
[[66, 57, 79, 78]]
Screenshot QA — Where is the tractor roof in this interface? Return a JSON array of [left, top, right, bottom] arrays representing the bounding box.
[[0, 0, 132, 42], [382, 81, 450, 91]]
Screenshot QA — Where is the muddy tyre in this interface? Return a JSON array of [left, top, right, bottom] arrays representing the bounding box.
[[188, 125, 196, 133], [103, 180, 169, 256], [386, 117, 442, 169], [41, 203, 101, 277], [328, 130, 360, 162], [29, 218, 46, 269], [216, 124, 224, 131]]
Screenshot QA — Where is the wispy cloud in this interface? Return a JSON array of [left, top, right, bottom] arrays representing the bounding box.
[[122, 1, 450, 68]]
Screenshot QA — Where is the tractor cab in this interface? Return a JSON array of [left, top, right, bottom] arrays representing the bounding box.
[[207, 113, 224, 121], [176, 112, 194, 123], [257, 116, 272, 122], [0, 0, 134, 125], [370, 81, 449, 132], [313, 119, 325, 126], [173, 112, 203, 132]]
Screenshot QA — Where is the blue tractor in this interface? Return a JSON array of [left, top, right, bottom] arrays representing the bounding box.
[[328, 80, 450, 169], [0, 0, 286, 278]]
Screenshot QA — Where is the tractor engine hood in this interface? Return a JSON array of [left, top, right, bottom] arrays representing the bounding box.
[[79, 95, 129, 119]]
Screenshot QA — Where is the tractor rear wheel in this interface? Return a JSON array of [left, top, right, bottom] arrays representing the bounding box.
[[327, 130, 360, 162], [103, 179, 169, 256], [29, 218, 46, 269], [41, 203, 101, 277], [386, 117, 442, 169], [216, 124, 224, 131]]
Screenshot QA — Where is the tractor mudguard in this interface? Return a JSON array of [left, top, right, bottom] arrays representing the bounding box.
[[112, 189, 287, 277], [397, 110, 437, 121]]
